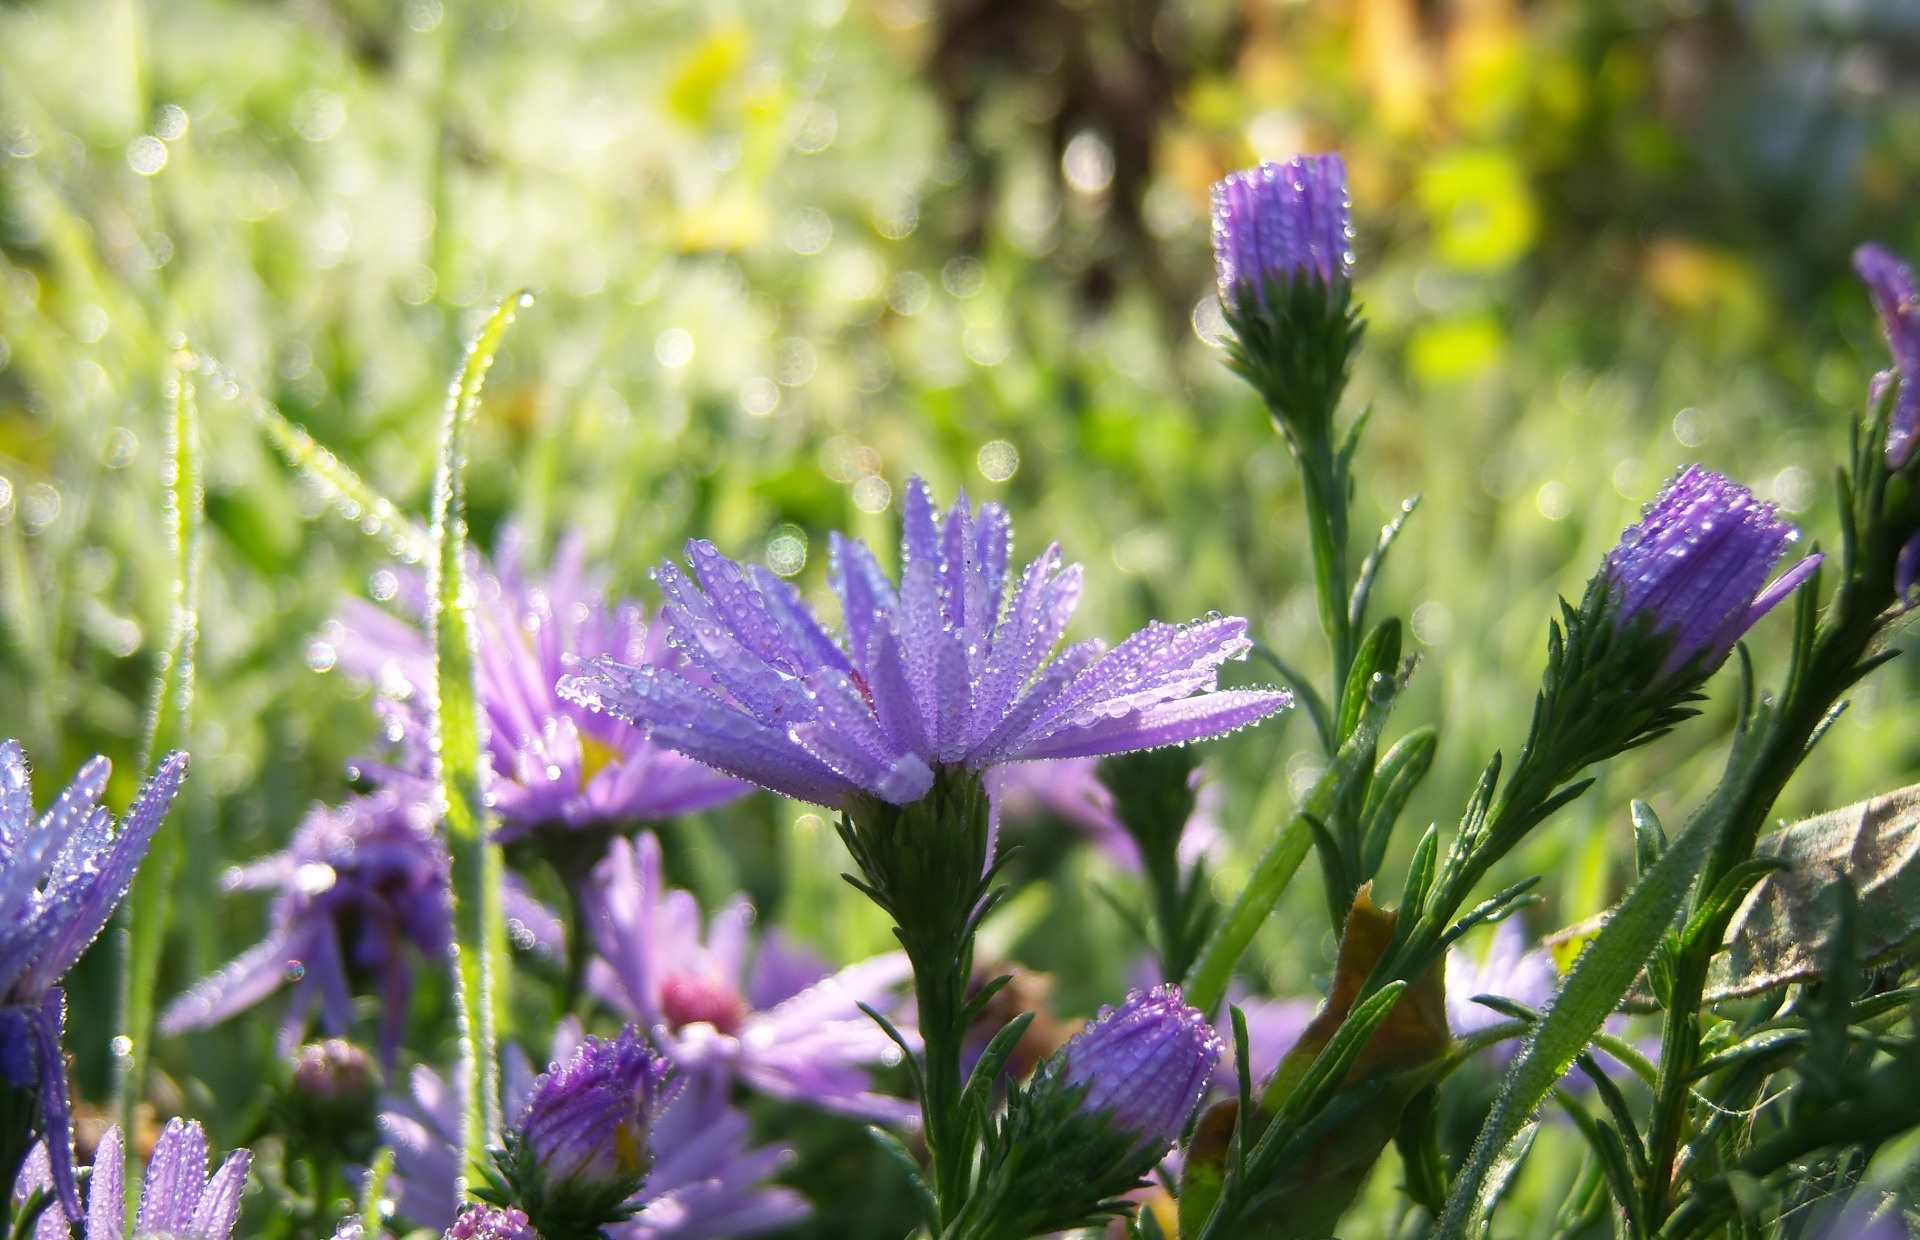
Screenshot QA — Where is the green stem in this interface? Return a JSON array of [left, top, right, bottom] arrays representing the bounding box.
[[1298, 442, 1353, 718], [1183, 813, 1311, 1018]]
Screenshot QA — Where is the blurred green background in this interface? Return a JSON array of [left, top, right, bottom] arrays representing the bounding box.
[[3, 0, 1919, 1234]]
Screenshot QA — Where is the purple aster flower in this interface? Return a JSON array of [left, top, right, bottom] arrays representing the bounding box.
[[1211, 154, 1354, 308], [1051, 985, 1223, 1151], [1603, 466, 1821, 677], [1445, 919, 1559, 1050], [330, 530, 749, 841], [0, 741, 186, 1222], [584, 833, 915, 1122], [987, 757, 1220, 871], [13, 1120, 250, 1240], [1853, 243, 1920, 469], [159, 788, 451, 1067], [559, 480, 1289, 809], [382, 1023, 806, 1240], [447, 1204, 539, 1240]]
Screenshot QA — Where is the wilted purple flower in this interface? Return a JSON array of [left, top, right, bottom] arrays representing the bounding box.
[[513, 1027, 670, 1202], [330, 531, 748, 841], [14, 1120, 251, 1240], [1211, 154, 1354, 307], [1604, 466, 1821, 677], [1053, 985, 1223, 1149], [1853, 243, 1920, 469], [160, 789, 451, 1066], [447, 1204, 539, 1240], [585, 833, 915, 1122], [0, 741, 186, 1221], [987, 757, 1220, 871], [382, 1023, 806, 1240], [560, 480, 1288, 809]]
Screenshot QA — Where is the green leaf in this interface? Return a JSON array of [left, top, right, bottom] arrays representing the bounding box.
[[432, 293, 529, 1178], [1358, 727, 1437, 879]]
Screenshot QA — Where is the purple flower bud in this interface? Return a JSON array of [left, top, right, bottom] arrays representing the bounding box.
[[292, 1038, 373, 1103], [515, 1027, 670, 1200], [447, 1204, 539, 1240], [1853, 243, 1920, 469], [1211, 155, 1354, 309], [1056, 985, 1222, 1149], [1604, 467, 1820, 677]]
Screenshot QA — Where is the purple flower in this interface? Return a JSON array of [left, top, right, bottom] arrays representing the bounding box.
[[560, 480, 1289, 809], [987, 757, 1220, 871], [1604, 466, 1821, 677], [330, 530, 749, 841], [14, 1120, 251, 1240], [1445, 920, 1559, 1049], [1053, 985, 1223, 1150], [511, 1027, 670, 1205], [382, 1023, 807, 1240], [584, 833, 915, 1122], [1211, 154, 1354, 308], [1853, 243, 1920, 468], [447, 1205, 539, 1240], [0, 741, 186, 1221], [160, 789, 452, 1067]]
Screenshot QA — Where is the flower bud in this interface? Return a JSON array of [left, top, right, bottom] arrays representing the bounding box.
[[1212, 155, 1354, 308], [447, 1203, 539, 1240], [1604, 466, 1819, 677], [1054, 984, 1223, 1151], [1853, 242, 1920, 469], [292, 1038, 374, 1103]]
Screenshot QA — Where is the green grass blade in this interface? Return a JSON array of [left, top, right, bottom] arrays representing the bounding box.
[[1433, 797, 1722, 1239], [432, 293, 529, 1189], [113, 358, 205, 1213]]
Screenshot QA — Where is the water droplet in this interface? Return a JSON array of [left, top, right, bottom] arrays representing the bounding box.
[[286, 960, 307, 981], [1367, 672, 1394, 704], [110, 1035, 133, 1058], [306, 640, 337, 672]]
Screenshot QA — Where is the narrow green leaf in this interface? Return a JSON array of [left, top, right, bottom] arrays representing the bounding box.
[[113, 359, 205, 1212], [432, 293, 529, 1186]]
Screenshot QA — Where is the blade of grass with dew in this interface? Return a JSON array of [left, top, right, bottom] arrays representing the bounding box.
[[432, 293, 529, 1187], [112, 356, 204, 1216], [192, 351, 432, 564]]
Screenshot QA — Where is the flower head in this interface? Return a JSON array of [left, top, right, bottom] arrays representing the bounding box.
[[331, 530, 748, 841], [160, 789, 452, 1067], [1211, 154, 1353, 308], [1445, 919, 1559, 1052], [0, 741, 185, 1220], [14, 1119, 250, 1240], [1604, 466, 1820, 677], [1050, 985, 1223, 1150], [513, 1028, 671, 1203], [560, 480, 1288, 809], [585, 833, 915, 1122], [447, 1205, 539, 1240], [1853, 243, 1920, 468], [383, 1023, 807, 1240]]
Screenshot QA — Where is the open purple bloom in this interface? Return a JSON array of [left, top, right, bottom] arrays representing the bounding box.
[[382, 1023, 806, 1240], [1211, 154, 1354, 308], [560, 479, 1288, 808], [15, 1120, 251, 1240], [1446, 920, 1559, 1049], [1853, 243, 1920, 469], [447, 1205, 539, 1240], [515, 1027, 671, 1201], [1604, 466, 1821, 677], [0, 741, 186, 1221], [330, 530, 748, 841], [1053, 985, 1222, 1150], [585, 833, 915, 1122], [160, 788, 451, 1067]]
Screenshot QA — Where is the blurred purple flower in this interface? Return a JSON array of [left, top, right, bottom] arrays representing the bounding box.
[[515, 1028, 670, 1202], [382, 1022, 807, 1240], [1445, 919, 1559, 1051], [0, 741, 186, 1221], [15, 1120, 250, 1240], [1053, 985, 1222, 1150], [1211, 154, 1354, 307], [560, 479, 1288, 808], [1854, 243, 1920, 469], [1604, 466, 1820, 677], [447, 1204, 539, 1240], [585, 833, 915, 1122], [986, 757, 1220, 871], [159, 789, 451, 1066], [331, 530, 749, 841]]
